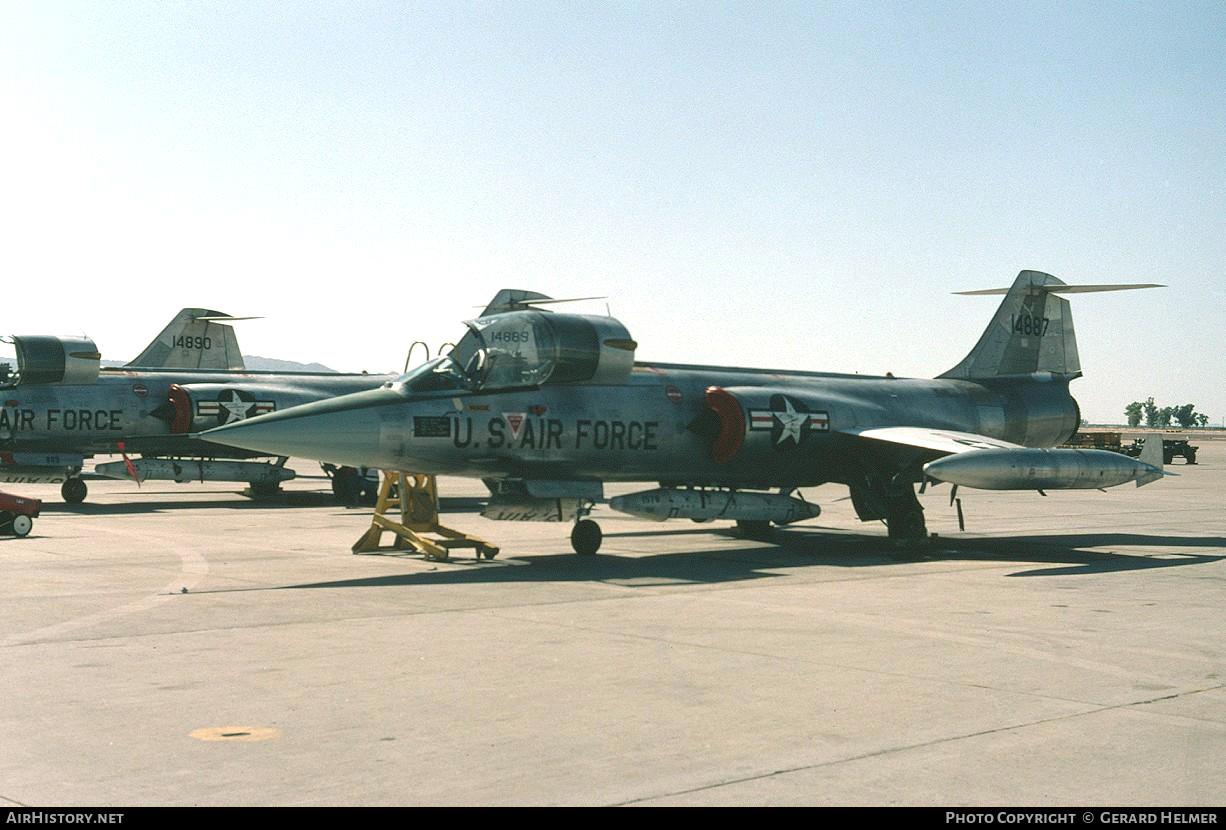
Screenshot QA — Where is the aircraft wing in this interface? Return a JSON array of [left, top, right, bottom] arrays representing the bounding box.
[[840, 426, 1023, 455]]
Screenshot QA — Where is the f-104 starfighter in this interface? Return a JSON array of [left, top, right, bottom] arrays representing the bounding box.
[[203, 272, 1166, 554]]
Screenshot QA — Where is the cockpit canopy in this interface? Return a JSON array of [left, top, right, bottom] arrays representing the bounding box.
[[453, 310, 636, 391], [395, 310, 637, 394], [0, 336, 101, 387]]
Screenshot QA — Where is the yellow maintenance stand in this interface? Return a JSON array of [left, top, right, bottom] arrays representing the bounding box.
[[351, 470, 499, 561]]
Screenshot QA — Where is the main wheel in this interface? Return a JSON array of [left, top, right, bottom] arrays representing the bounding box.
[[61, 478, 87, 504], [886, 509, 928, 542], [10, 514, 32, 537], [331, 466, 362, 505], [357, 469, 379, 505], [570, 519, 602, 555]]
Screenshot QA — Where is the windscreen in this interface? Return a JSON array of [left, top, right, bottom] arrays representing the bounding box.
[[394, 357, 470, 394], [0, 339, 15, 388]]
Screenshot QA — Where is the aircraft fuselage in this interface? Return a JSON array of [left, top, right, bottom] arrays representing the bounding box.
[[0, 368, 394, 483], [206, 362, 1079, 490]]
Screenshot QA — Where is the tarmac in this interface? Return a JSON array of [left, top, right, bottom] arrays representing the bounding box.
[[1, 443, 1223, 806]]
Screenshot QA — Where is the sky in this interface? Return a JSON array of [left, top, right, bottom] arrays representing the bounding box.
[[1, 1, 1223, 423]]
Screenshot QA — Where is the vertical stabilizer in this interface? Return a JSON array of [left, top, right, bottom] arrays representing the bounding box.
[[126, 309, 247, 370], [940, 271, 1162, 381]]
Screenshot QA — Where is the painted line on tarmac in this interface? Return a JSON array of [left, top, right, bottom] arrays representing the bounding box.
[[1, 527, 209, 647]]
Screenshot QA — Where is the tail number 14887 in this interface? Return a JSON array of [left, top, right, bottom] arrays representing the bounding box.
[[1010, 314, 1049, 336]]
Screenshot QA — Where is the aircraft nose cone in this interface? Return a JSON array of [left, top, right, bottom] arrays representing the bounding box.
[[201, 393, 388, 467]]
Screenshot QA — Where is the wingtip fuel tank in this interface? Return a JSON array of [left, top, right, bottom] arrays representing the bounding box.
[[922, 447, 1163, 491]]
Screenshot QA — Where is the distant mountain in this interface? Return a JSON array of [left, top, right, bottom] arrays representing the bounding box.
[[102, 356, 338, 372], [242, 355, 337, 373]]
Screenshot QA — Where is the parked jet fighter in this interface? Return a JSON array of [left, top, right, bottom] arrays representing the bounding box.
[[0, 309, 395, 502], [202, 273, 1166, 553]]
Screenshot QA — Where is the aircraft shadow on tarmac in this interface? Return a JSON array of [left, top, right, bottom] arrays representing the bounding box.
[[268, 526, 1226, 593], [43, 495, 485, 515]]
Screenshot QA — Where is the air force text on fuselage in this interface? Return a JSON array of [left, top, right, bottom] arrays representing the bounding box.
[[0, 407, 124, 434], [421, 414, 660, 452]]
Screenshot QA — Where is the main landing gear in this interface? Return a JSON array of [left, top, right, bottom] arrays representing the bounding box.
[[325, 464, 379, 506], [850, 475, 929, 547], [884, 484, 928, 548], [61, 477, 87, 504]]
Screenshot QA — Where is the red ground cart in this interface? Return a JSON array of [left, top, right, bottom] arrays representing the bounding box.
[[0, 491, 41, 537]]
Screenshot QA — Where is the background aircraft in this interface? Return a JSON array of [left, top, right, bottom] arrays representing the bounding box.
[[203, 272, 1166, 553], [0, 309, 394, 502]]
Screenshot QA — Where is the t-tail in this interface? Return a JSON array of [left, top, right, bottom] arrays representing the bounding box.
[[939, 270, 1163, 381], [126, 309, 255, 370]]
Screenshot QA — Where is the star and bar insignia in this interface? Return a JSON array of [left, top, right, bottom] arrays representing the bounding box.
[[748, 395, 829, 448], [197, 389, 276, 426]]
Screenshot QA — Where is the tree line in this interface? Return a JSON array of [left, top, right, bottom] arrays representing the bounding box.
[[1124, 398, 1210, 428]]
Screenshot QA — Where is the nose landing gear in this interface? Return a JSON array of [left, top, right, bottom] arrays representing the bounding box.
[[570, 518, 602, 555], [61, 477, 87, 504]]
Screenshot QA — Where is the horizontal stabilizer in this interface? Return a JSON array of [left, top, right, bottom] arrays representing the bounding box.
[[479, 290, 554, 316], [194, 315, 263, 322], [955, 283, 1164, 296], [478, 290, 606, 316]]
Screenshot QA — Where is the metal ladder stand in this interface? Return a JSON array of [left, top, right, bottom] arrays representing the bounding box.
[[351, 470, 499, 561]]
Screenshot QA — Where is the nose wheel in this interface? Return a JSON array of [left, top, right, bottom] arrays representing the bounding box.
[[570, 519, 602, 555], [61, 478, 87, 504]]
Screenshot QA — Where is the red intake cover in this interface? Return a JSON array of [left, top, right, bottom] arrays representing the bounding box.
[[168, 384, 192, 434], [705, 386, 745, 464]]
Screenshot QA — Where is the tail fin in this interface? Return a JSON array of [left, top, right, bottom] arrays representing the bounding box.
[[1136, 433, 1165, 487], [126, 309, 252, 370], [477, 289, 606, 316], [480, 290, 555, 316], [939, 270, 1163, 381]]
